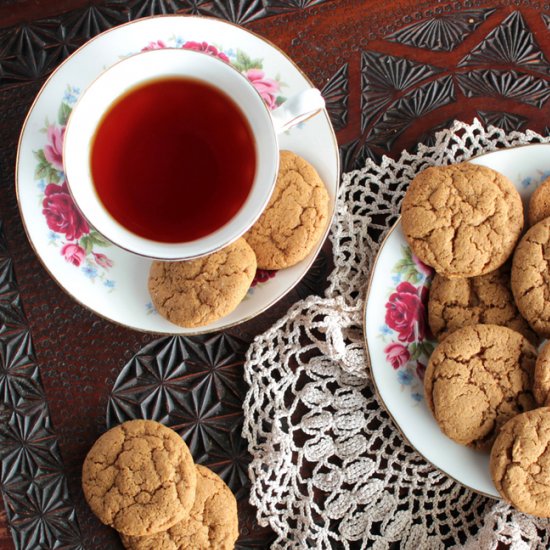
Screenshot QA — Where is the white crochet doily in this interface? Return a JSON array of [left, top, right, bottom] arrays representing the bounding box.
[[242, 120, 550, 549]]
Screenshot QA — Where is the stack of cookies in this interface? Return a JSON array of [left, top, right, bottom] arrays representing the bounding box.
[[81, 419, 239, 549], [402, 164, 550, 517], [148, 150, 330, 328]]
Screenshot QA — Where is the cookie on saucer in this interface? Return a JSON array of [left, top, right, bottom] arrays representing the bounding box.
[[82, 419, 196, 536], [491, 408, 550, 517], [122, 464, 239, 550], [428, 267, 537, 344], [511, 217, 550, 338], [528, 176, 550, 226], [401, 163, 523, 278], [244, 150, 330, 270], [424, 324, 536, 449], [148, 237, 256, 328]]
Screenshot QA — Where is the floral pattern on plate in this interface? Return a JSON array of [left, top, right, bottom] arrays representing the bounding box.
[[379, 245, 436, 402], [34, 85, 115, 290], [139, 37, 287, 109], [34, 39, 287, 294]]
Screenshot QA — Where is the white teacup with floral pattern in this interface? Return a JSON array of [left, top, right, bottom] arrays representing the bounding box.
[[63, 47, 324, 260]]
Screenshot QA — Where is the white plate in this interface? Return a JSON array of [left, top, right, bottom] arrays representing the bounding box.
[[16, 15, 339, 335], [364, 144, 550, 498]]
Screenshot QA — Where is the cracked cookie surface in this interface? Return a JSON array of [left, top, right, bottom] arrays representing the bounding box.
[[122, 464, 239, 550], [401, 163, 523, 278], [490, 408, 550, 517], [424, 324, 536, 449], [511, 217, 550, 338], [244, 150, 330, 270], [528, 176, 550, 226], [148, 238, 256, 328], [82, 419, 196, 536], [534, 341, 550, 406], [428, 267, 537, 344]]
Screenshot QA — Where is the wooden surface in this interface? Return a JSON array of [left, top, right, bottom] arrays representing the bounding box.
[[0, 0, 548, 548]]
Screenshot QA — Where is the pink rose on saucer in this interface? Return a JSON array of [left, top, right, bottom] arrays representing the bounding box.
[[61, 243, 85, 266], [44, 125, 65, 171], [141, 40, 167, 51], [384, 342, 410, 370], [93, 252, 113, 269], [251, 268, 277, 287], [182, 41, 230, 63], [244, 69, 279, 110], [42, 182, 90, 241], [385, 282, 426, 343]]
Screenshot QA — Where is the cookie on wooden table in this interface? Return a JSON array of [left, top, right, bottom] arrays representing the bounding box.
[[491, 408, 550, 517], [244, 150, 330, 270], [148, 238, 256, 328], [528, 176, 550, 226], [122, 464, 239, 550], [401, 163, 523, 278], [511, 217, 550, 338], [424, 324, 537, 449], [82, 419, 197, 536], [428, 267, 537, 344]]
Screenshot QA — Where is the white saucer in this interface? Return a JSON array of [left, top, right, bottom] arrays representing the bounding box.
[[16, 15, 339, 334], [364, 144, 550, 498]]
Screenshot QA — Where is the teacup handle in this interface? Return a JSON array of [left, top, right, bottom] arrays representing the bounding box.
[[270, 88, 325, 134]]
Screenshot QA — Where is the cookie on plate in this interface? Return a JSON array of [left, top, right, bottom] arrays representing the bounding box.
[[491, 408, 550, 517], [528, 176, 550, 226], [534, 340, 550, 406], [424, 324, 537, 449], [428, 267, 537, 344], [122, 465, 239, 550], [401, 163, 523, 278], [511, 217, 550, 338], [244, 150, 330, 270], [82, 419, 196, 536], [148, 238, 256, 328]]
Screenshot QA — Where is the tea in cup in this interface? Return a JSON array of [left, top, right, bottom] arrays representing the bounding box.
[[63, 48, 325, 260]]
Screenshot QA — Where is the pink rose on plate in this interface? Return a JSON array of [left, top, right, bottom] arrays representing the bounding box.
[[93, 252, 113, 269], [182, 41, 230, 63], [42, 182, 90, 241], [141, 40, 167, 51], [61, 243, 85, 266], [385, 281, 427, 343], [412, 253, 434, 278], [416, 361, 427, 381], [44, 125, 65, 171], [384, 342, 410, 370], [244, 69, 279, 110]]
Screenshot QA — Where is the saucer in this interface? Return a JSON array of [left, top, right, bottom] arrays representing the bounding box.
[[364, 143, 550, 498], [16, 15, 339, 334]]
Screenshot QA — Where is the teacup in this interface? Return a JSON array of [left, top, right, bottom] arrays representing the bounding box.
[[63, 47, 325, 260]]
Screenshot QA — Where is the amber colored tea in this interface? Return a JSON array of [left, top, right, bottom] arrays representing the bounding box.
[[90, 77, 256, 243]]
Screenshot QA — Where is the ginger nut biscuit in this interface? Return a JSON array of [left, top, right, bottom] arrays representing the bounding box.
[[82, 419, 197, 537], [148, 238, 256, 328], [424, 324, 537, 449], [401, 163, 523, 278], [244, 150, 330, 270], [122, 465, 239, 550], [491, 408, 550, 517], [428, 267, 537, 344], [534, 340, 550, 407], [511, 217, 550, 338], [528, 176, 550, 226]]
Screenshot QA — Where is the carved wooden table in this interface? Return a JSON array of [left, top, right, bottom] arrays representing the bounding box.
[[0, 1, 548, 548]]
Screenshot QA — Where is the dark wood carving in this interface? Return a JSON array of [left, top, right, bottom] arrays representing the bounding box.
[[0, 1, 548, 548]]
